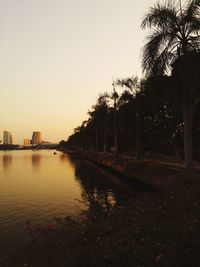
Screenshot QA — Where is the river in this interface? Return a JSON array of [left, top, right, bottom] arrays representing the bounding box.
[[0, 149, 139, 255]]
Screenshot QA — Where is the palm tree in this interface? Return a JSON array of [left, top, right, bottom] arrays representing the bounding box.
[[117, 76, 142, 159], [141, 0, 200, 168], [111, 82, 119, 156], [96, 93, 110, 153], [88, 93, 110, 152]]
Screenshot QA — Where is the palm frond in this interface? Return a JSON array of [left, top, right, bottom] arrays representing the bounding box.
[[98, 92, 110, 104], [185, 0, 200, 18], [117, 77, 137, 88], [111, 91, 119, 101], [185, 16, 200, 36], [151, 49, 175, 76], [117, 76, 139, 93], [188, 35, 200, 51], [116, 78, 125, 88], [141, 0, 200, 77], [143, 39, 176, 77], [189, 35, 200, 44], [181, 0, 200, 36], [141, 1, 178, 30], [142, 29, 176, 74]]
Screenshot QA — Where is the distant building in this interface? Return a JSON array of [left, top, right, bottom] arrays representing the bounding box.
[[3, 131, 13, 145], [3, 131, 13, 144], [32, 131, 42, 145], [24, 139, 31, 146]]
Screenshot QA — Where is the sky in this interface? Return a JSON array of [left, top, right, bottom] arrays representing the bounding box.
[[0, 0, 156, 144]]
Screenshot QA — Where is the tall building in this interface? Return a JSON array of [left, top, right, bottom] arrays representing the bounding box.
[[3, 131, 13, 145], [32, 131, 42, 145], [24, 139, 31, 146]]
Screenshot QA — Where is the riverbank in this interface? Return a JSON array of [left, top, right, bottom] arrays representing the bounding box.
[[63, 150, 200, 190]]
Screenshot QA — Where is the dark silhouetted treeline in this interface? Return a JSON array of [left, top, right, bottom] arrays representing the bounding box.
[[0, 144, 20, 150], [61, 0, 200, 169], [63, 52, 200, 158]]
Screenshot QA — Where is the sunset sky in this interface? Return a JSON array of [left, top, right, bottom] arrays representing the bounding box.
[[1, 0, 156, 144]]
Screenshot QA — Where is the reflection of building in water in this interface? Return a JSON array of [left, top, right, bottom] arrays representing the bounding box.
[[31, 154, 41, 169], [32, 132, 42, 145], [3, 130, 13, 144], [2, 154, 12, 170]]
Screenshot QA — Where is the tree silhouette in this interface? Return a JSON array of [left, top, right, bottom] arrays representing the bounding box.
[[141, 0, 200, 168], [117, 76, 141, 159]]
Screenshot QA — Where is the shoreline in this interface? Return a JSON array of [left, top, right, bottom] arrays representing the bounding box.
[[61, 149, 200, 190]]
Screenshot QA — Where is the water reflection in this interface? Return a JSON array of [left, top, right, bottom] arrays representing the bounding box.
[[70, 156, 137, 216], [0, 150, 139, 254], [31, 154, 41, 170], [2, 154, 12, 171]]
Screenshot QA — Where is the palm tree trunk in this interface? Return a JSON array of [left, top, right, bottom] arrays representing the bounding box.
[[183, 84, 193, 169], [91, 135, 95, 151], [103, 125, 107, 153], [136, 93, 141, 160], [95, 129, 98, 151], [113, 101, 119, 156]]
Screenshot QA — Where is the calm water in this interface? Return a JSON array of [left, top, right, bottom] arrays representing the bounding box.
[[0, 150, 136, 253]]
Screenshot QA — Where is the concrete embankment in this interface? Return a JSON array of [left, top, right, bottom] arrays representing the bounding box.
[[61, 150, 197, 190], [78, 152, 180, 190]]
